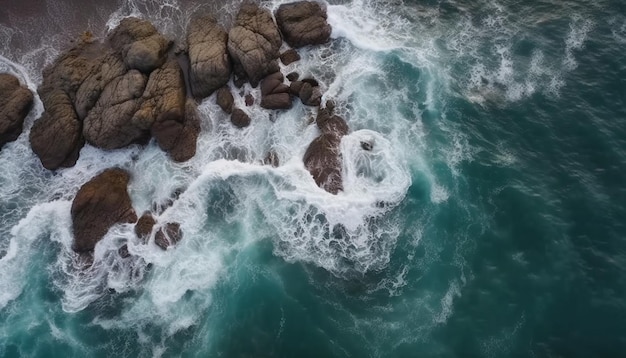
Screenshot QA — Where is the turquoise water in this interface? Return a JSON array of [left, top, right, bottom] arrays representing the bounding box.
[[1, 0, 625, 357]]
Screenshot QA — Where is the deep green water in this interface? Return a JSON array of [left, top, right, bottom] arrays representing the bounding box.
[[1, 0, 625, 357]]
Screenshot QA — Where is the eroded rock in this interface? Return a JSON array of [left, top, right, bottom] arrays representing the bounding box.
[[187, 14, 231, 98], [228, 2, 282, 87]]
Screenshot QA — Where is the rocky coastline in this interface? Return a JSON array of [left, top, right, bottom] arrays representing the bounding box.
[[0, 1, 353, 261]]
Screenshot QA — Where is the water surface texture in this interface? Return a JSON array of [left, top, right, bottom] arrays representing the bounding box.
[[1, 0, 625, 357]]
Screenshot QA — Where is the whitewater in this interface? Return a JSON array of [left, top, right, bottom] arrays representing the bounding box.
[[2, 0, 624, 357]]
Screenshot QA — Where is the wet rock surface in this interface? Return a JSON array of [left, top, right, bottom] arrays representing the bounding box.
[[0, 74, 34, 149]]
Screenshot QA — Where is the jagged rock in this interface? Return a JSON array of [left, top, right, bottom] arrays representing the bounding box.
[[275, 1, 331, 48], [317, 105, 348, 135], [304, 103, 348, 194], [135, 211, 156, 240], [71, 168, 137, 253], [361, 141, 373, 151], [280, 49, 301, 65], [286, 72, 299, 81], [0, 74, 34, 149], [187, 14, 231, 98], [264, 151, 279, 167], [231, 108, 251, 128], [228, 2, 282, 87], [118, 244, 131, 258], [216, 86, 234, 114], [107, 17, 170, 73], [154, 222, 182, 250], [304, 133, 343, 194]]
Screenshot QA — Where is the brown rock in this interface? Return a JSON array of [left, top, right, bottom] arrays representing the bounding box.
[[0, 74, 34, 149], [286, 72, 299, 82], [216, 86, 234, 114], [231, 108, 251, 128], [107, 17, 170, 73], [289, 81, 303, 96], [135, 211, 156, 240], [280, 49, 301, 65], [227, 2, 282, 87], [298, 82, 322, 107], [29, 89, 84, 170], [245, 93, 254, 106], [154, 222, 182, 250], [82, 69, 148, 148], [275, 1, 332, 48], [187, 14, 231, 98], [261, 93, 292, 110], [71, 168, 137, 253], [303, 133, 343, 194]]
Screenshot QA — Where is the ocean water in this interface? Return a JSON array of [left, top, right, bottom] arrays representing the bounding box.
[[1, 0, 625, 357]]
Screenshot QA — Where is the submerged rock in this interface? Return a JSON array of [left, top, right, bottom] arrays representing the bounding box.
[[228, 2, 282, 87], [275, 1, 332, 48], [135, 211, 156, 241], [0, 74, 34, 149], [71, 168, 137, 253], [154, 222, 183, 250], [187, 14, 231, 98]]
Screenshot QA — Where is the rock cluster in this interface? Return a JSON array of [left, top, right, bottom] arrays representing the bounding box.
[[12, 1, 350, 258]]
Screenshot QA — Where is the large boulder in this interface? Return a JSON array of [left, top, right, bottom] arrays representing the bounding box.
[[82, 69, 148, 148], [303, 133, 343, 194], [29, 89, 84, 169], [228, 2, 282, 87], [71, 168, 137, 253], [275, 1, 331, 48], [107, 17, 170, 73], [303, 104, 349, 194], [0, 74, 34, 149], [187, 14, 231, 98]]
